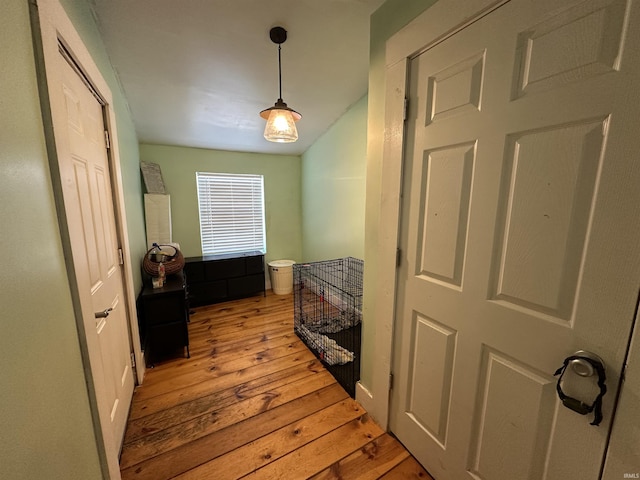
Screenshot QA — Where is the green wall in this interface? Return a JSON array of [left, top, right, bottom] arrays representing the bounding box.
[[139, 144, 302, 265], [301, 95, 367, 262], [2, 1, 96, 478], [0, 0, 145, 478], [360, 0, 439, 391]]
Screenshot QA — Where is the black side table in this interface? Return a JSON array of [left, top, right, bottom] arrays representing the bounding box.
[[139, 271, 190, 366]]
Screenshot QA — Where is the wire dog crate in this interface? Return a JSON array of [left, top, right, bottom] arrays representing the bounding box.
[[293, 257, 363, 397]]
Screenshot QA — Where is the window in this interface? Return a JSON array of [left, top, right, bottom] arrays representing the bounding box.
[[196, 172, 266, 255]]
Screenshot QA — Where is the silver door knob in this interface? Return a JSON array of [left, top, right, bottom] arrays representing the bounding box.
[[94, 308, 113, 319], [570, 350, 605, 377]]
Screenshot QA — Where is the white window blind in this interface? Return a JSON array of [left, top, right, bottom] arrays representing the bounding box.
[[196, 172, 266, 255]]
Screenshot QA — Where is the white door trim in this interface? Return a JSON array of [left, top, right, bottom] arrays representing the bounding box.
[[32, 0, 144, 477], [369, 0, 508, 431]]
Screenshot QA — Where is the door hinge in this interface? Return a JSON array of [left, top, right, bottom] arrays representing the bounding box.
[[130, 352, 135, 368], [396, 248, 402, 268], [389, 372, 395, 390], [104, 130, 111, 149], [403, 97, 409, 121], [118, 248, 124, 265]]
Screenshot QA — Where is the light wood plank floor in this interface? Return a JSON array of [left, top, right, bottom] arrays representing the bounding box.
[[120, 291, 433, 479]]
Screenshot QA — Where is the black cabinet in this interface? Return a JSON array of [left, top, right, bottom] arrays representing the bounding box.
[[184, 252, 265, 307], [138, 271, 190, 366]]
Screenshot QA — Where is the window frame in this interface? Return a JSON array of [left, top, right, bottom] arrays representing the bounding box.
[[196, 172, 266, 256]]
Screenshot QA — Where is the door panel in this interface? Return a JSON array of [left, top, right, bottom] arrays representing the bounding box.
[[407, 313, 457, 446], [468, 348, 556, 479], [417, 142, 474, 287], [60, 51, 134, 449], [512, 0, 629, 98], [492, 119, 605, 319], [390, 0, 640, 478], [428, 52, 484, 124]]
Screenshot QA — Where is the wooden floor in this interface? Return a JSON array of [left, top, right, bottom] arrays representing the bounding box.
[[120, 291, 433, 480]]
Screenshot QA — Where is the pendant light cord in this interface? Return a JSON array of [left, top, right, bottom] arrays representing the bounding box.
[[278, 44, 283, 101]]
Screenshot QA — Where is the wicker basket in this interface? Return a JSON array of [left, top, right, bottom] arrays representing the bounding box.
[[142, 245, 185, 277]]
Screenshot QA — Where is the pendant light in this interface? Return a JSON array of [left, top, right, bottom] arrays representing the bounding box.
[[260, 26, 301, 143]]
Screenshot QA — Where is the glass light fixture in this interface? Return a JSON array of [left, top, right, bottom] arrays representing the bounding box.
[[260, 27, 301, 143]]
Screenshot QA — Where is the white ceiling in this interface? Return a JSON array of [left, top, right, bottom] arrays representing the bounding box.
[[90, 0, 384, 156]]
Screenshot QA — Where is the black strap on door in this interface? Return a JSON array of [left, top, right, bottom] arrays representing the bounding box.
[[554, 355, 607, 426]]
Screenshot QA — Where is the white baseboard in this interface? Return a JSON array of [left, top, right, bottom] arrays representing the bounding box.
[[137, 350, 147, 384], [355, 381, 374, 413]]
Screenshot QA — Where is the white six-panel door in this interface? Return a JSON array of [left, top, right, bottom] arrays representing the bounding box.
[[390, 0, 640, 478], [58, 50, 135, 453]]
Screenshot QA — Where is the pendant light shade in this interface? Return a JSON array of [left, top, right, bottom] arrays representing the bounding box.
[[260, 27, 301, 143], [260, 99, 301, 143]]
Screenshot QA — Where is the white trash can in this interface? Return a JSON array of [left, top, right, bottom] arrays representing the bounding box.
[[268, 259, 296, 295]]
